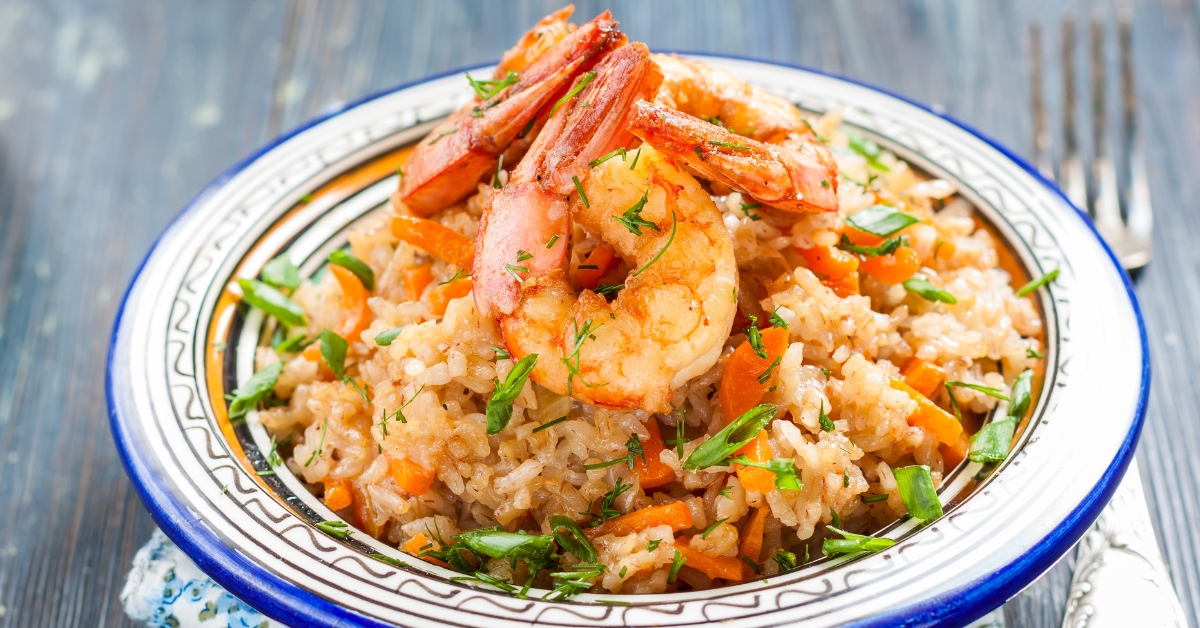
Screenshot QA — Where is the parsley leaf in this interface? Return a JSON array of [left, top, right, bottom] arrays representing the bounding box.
[[227, 361, 283, 418], [262, 254, 301, 290], [328, 249, 375, 291], [485, 353, 538, 435], [239, 279, 308, 327], [613, 189, 658, 235], [844, 205, 917, 237]]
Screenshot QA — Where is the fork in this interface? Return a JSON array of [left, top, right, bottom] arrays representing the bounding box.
[[1030, 16, 1185, 627]]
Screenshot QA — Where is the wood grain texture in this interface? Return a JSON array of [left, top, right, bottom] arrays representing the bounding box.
[[0, 1, 1195, 626]]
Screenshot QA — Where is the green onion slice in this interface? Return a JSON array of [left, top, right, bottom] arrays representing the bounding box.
[[328, 249, 375, 291], [822, 526, 896, 557], [374, 327, 404, 346], [945, 381, 1010, 401], [1015, 268, 1060, 297], [968, 418, 1017, 464], [319, 329, 348, 380], [262, 254, 301, 290], [227, 361, 283, 418], [239, 278, 308, 327], [683, 404, 776, 470], [844, 205, 917, 237], [893, 465, 943, 522], [902, 277, 958, 304], [485, 353, 538, 435]]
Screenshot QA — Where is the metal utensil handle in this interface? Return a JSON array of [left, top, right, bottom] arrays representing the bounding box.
[[1062, 459, 1187, 627]]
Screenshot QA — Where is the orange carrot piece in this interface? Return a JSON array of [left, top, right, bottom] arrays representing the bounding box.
[[734, 431, 777, 493], [401, 532, 452, 568], [719, 326, 790, 423], [634, 419, 675, 490], [860, 246, 920, 284], [796, 245, 860, 278], [901, 358, 946, 399], [820, 271, 860, 298], [400, 263, 434, 303], [329, 264, 373, 340], [738, 506, 769, 577], [428, 277, 472, 316], [390, 456, 435, 496], [575, 244, 617, 290], [842, 226, 883, 246], [940, 432, 969, 468], [674, 541, 745, 581], [323, 479, 353, 511], [585, 500, 693, 539], [932, 239, 956, 262], [391, 215, 475, 270], [891, 379, 963, 446]]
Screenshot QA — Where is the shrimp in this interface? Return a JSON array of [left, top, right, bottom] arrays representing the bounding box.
[[396, 11, 624, 217], [474, 43, 738, 413], [494, 5, 576, 77], [652, 53, 810, 144], [629, 100, 839, 214]]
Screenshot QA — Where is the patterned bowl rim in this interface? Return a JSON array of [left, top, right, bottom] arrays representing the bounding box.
[[107, 52, 1148, 628]]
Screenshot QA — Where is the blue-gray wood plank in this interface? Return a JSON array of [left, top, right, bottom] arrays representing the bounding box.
[[0, 1, 1195, 626]]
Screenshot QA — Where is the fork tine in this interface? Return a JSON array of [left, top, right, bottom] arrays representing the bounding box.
[[1091, 17, 1124, 243], [1120, 13, 1153, 269], [1060, 17, 1088, 210], [1030, 23, 1053, 180]]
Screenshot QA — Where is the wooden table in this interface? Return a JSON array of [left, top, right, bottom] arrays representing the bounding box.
[[0, 1, 1196, 626]]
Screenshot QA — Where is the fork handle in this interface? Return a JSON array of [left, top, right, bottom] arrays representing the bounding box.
[[1062, 459, 1187, 627]]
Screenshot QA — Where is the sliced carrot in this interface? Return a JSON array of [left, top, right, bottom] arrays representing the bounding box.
[[585, 500, 693, 539], [891, 379, 963, 447], [719, 326, 790, 423], [860, 246, 920, 284], [734, 431, 777, 494], [796, 245, 859, 278], [901, 358, 946, 399], [575, 244, 617, 290], [940, 432, 969, 468], [674, 540, 745, 581], [401, 532, 452, 568], [931, 239, 956, 262], [820, 271, 860, 298], [390, 456, 435, 496], [391, 215, 475, 270], [842, 226, 883, 247], [427, 277, 472, 316], [738, 506, 769, 577], [633, 419, 675, 490], [401, 263, 434, 303], [329, 264, 372, 340], [323, 479, 353, 510]]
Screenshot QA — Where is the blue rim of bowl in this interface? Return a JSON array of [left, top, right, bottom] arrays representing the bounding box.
[[107, 53, 1149, 628]]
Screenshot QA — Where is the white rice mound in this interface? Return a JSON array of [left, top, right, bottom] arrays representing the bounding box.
[[256, 109, 1044, 593]]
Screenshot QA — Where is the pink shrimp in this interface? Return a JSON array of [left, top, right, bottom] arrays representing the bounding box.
[[474, 44, 738, 413], [396, 10, 624, 217]]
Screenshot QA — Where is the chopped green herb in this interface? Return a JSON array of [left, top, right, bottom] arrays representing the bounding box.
[[893, 465, 943, 522], [583, 457, 626, 470], [756, 356, 782, 385], [847, 134, 891, 171], [946, 381, 1009, 401], [382, 384, 423, 429], [368, 553, 409, 568], [504, 263, 530, 282], [316, 520, 353, 540], [274, 332, 312, 353], [701, 518, 727, 539], [683, 404, 777, 470], [820, 179, 830, 188], [220, 485, 228, 495], [238, 279, 308, 327], [746, 314, 767, 359], [822, 526, 896, 557], [630, 145, 642, 170], [863, 494, 889, 503], [614, 188, 658, 236], [718, 486, 733, 499], [1026, 347, 1043, 360], [588, 477, 633, 525], [212, 340, 227, 352], [829, 508, 842, 528], [589, 147, 627, 167], [300, 194, 314, 203], [946, 383, 963, 423], [572, 175, 590, 208], [667, 550, 686, 584], [486, 353, 538, 434], [262, 254, 302, 290], [492, 153, 505, 189], [1008, 369, 1034, 418], [741, 556, 761, 573], [562, 318, 607, 395], [429, 127, 458, 145], [772, 549, 798, 571], [345, 377, 370, 404], [968, 418, 1017, 464], [821, 367, 832, 376], [836, 233, 908, 259], [546, 234, 559, 249], [304, 418, 329, 466], [625, 432, 647, 469], [465, 70, 519, 100], [454, 527, 555, 562], [727, 455, 802, 491], [594, 283, 624, 298], [739, 201, 762, 221], [533, 416, 568, 433], [549, 71, 596, 116], [708, 140, 751, 150], [319, 329, 348, 379], [902, 277, 958, 304], [769, 307, 789, 330], [516, 250, 533, 262], [374, 327, 404, 346], [674, 411, 688, 459], [693, 145, 705, 160], [492, 346, 510, 360], [844, 205, 918, 237], [518, 116, 536, 139], [328, 249, 375, 291], [619, 566, 628, 578], [818, 401, 835, 433], [256, 469, 275, 476], [1016, 268, 1060, 297], [265, 434, 284, 468], [843, 469, 850, 488], [227, 361, 283, 418]]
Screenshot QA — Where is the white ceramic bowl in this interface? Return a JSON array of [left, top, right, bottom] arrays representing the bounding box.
[[108, 55, 1147, 627]]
